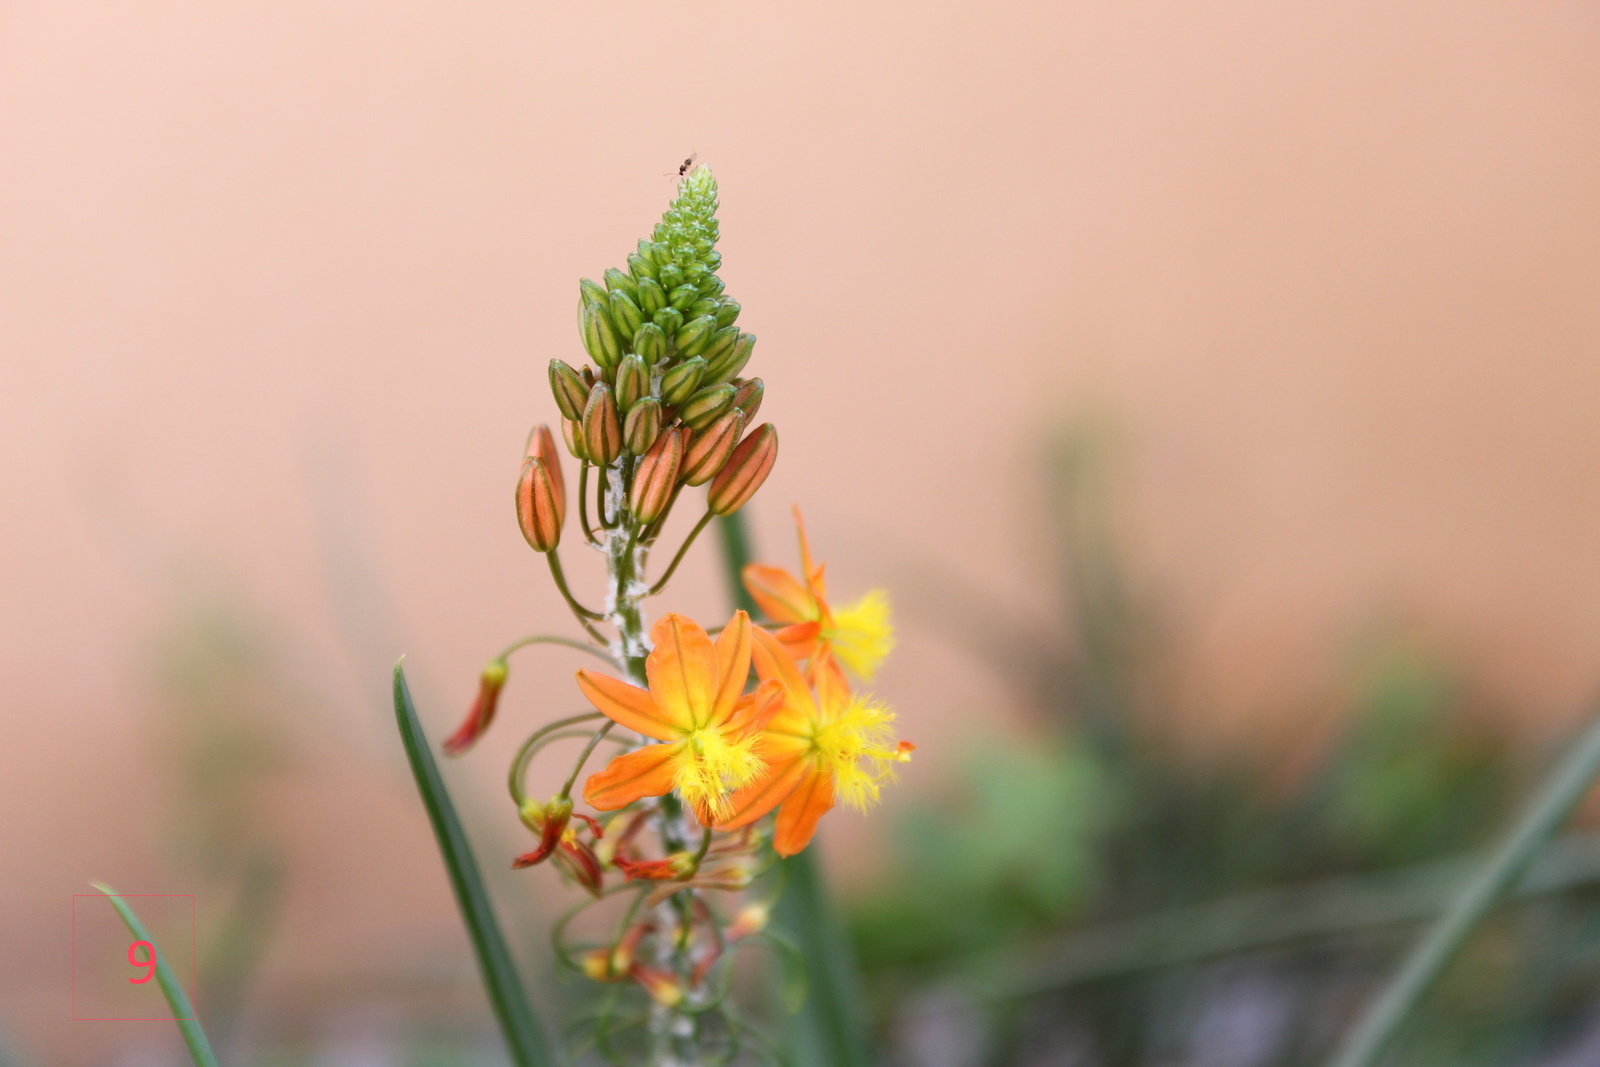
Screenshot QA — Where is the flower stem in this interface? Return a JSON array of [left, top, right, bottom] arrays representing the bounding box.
[[497, 633, 617, 666], [546, 550, 607, 623], [508, 712, 605, 806], [646, 510, 715, 596]]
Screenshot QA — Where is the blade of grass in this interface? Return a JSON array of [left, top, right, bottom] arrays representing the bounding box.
[[393, 661, 551, 1067], [89, 882, 219, 1067], [1326, 707, 1600, 1067], [716, 513, 876, 1067]]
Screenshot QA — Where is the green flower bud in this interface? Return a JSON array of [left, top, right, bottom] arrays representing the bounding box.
[[627, 252, 656, 281], [689, 298, 721, 319], [633, 322, 667, 365], [614, 354, 648, 413], [697, 275, 725, 298], [705, 332, 754, 383], [656, 261, 684, 291], [548, 359, 589, 422], [731, 377, 764, 421], [714, 300, 741, 328], [679, 383, 736, 431], [579, 277, 609, 310], [624, 396, 662, 455], [603, 267, 639, 305], [661, 357, 706, 406], [637, 276, 667, 315], [668, 284, 700, 311], [635, 238, 659, 268], [582, 383, 621, 466], [652, 306, 684, 339], [704, 250, 723, 272], [699, 324, 740, 364], [561, 417, 588, 461], [674, 314, 719, 357], [609, 289, 645, 340], [580, 301, 622, 372]]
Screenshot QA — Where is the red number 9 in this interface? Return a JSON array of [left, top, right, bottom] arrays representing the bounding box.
[[127, 941, 156, 984]]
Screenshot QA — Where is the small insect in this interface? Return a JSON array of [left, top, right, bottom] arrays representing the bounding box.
[[670, 152, 698, 177]]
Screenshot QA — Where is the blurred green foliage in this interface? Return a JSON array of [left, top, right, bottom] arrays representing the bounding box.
[[850, 419, 1600, 1067]]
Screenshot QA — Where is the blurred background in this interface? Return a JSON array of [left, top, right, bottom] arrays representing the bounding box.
[[4, 1, 1600, 1064]]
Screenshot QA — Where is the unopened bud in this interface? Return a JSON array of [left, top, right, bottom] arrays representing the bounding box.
[[561, 417, 587, 462], [668, 283, 700, 311], [608, 289, 645, 341], [637, 275, 667, 315], [582, 384, 621, 466], [661, 357, 706, 406], [603, 266, 639, 305], [629, 427, 683, 523], [626, 251, 656, 282], [726, 903, 770, 941], [674, 314, 718, 357], [512, 793, 573, 867], [656, 261, 685, 291], [679, 383, 736, 431], [651, 306, 684, 341], [731, 378, 764, 421], [632, 322, 666, 365], [548, 360, 588, 422], [579, 300, 622, 372], [699, 324, 740, 365], [579, 277, 609, 310], [708, 423, 778, 515], [704, 332, 755, 384], [714, 299, 741, 329], [689, 297, 720, 320], [680, 409, 745, 487], [624, 397, 662, 455], [515, 456, 563, 551], [633, 967, 684, 1008], [524, 424, 566, 506], [442, 659, 507, 756], [614, 354, 648, 413]]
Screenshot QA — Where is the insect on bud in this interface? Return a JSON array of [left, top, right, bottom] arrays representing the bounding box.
[[629, 427, 684, 523], [548, 360, 589, 422], [515, 456, 564, 551], [582, 383, 622, 466], [680, 409, 745, 487], [708, 423, 778, 515], [679, 383, 736, 431], [441, 658, 508, 756], [661, 357, 706, 406], [614, 355, 648, 413], [624, 397, 663, 455], [731, 378, 764, 421], [561, 417, 588, 462]]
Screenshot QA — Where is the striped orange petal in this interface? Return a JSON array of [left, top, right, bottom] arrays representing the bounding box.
[[583, 743, 681, 811], [773, 763, 836, 856], [575, 670, 687, 740], [646, 614, 719, 729], [742, 564, 816, 625]]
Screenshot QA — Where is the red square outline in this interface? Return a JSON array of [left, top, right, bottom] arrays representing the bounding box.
[[71, 894, 197, 1022]]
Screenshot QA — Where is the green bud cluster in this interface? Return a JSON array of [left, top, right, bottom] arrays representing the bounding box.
[[553, 166, 775, 514]]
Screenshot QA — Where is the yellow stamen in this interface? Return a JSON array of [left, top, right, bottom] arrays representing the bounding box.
[[814, 695, 905, 811], [672, 728, 766, 818], [826, 589, 895, 681]]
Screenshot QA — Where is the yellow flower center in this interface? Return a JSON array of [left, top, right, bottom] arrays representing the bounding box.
[[825, 590, 895, 681], [673, 727, 765, 818], [813, 694, 907, 811]]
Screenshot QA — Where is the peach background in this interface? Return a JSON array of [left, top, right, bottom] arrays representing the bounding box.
[[4, 1, 1600, 1061]]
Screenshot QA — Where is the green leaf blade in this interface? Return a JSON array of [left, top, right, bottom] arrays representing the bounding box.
[[392, 662, 552, 1067], [89, 882, 220, 1067]]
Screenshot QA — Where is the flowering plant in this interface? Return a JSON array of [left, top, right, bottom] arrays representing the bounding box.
[[441, 166, 910, 1063]]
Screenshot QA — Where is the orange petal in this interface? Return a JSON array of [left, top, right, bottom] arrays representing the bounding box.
[[715, 748, 813, 831], [583, 744, 681, 810], [774, 621, 823, 663], [742, 564, 815, 625], [725, 678, 786, 737], [809, 651, 852, 716], [792, 507, 828, 602], [751, 627, 817, 738], [708, 610, 752, 727], [646, 614, 718, 729], [773, 764, 836, 856], [576, 670, 685, 741]]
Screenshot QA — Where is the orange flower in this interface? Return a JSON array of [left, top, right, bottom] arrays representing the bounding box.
[[578, 611, 782, 823], [742, 508, 895, 681], [715, 628, 912, 856]]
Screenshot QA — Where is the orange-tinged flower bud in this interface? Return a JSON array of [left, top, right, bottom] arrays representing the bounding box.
[[680, 409, 745, 487], [582, 383, 621, 466], [614, 851, 697, 882], [632, 966, 685, 1007], [708, 423, 778, 515], [561, 417, 587, 462], [512, 794, 572, 867], [628, 427, 683, 523], [731, 377, 764, 421], [580, 949, 617, 982], [548, 360, 588, 421], [441, 659, 508, 756], [726, 903, 770, 942], [515, 456, 563, 551], [623, 396, 662, 455], [524, 424, 566, 510]]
